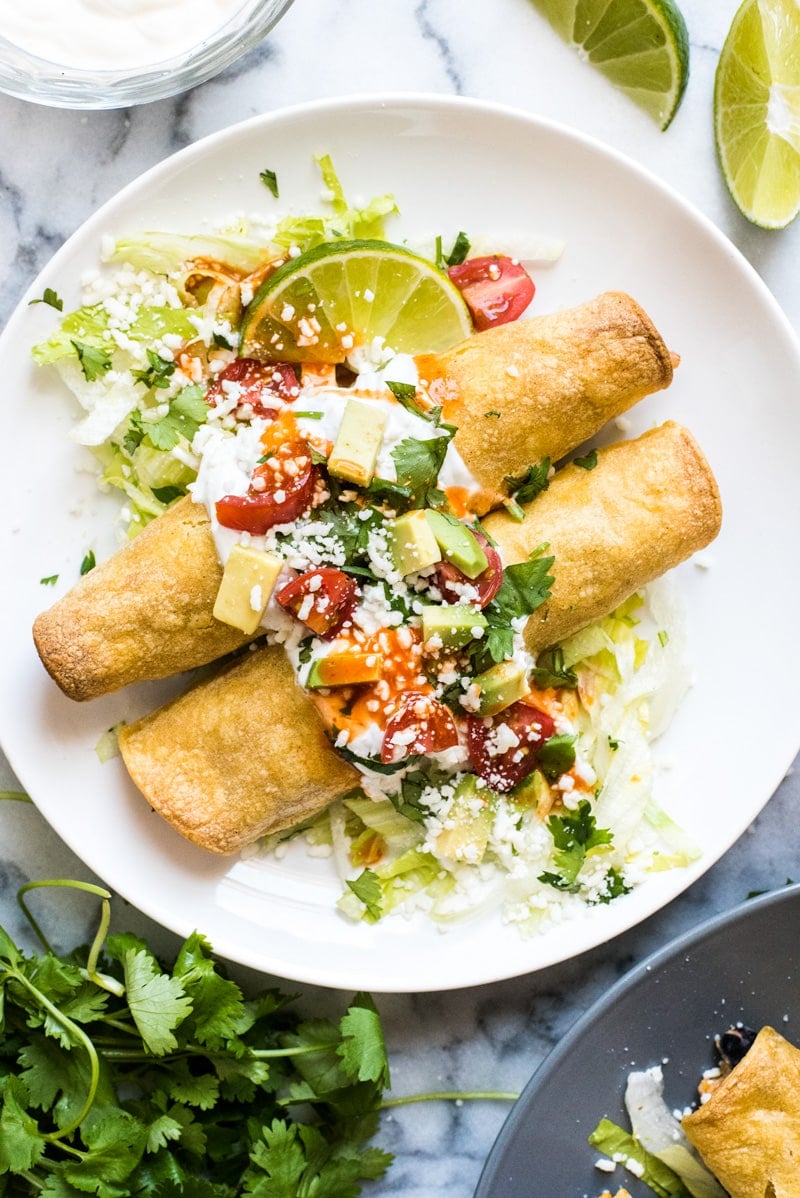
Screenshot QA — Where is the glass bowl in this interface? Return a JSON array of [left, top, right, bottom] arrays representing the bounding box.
[[0, 0, 294, 109]]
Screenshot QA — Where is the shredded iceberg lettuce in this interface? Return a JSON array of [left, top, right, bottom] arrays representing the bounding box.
[[624, 1069, 726, 1198]]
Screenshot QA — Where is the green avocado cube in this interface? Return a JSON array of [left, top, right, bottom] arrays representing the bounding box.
[[472, 659, 529, 716], [328, 398, 387, 487], [425, 509, 488, 579], [390, 509, 442, 576], [421, 604, 488, 650]]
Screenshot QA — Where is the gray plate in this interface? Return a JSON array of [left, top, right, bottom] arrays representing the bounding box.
[[475, 883, 800, 1196]]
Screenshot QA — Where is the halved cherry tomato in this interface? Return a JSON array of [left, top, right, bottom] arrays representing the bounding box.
[[436, 531, 503, 608], [381, 689, 459, 764], [277, 567, 358, 637], [466, 700, 555, 792], [206, 358, 299, 416], [447, 255, 535, 331], [215, 439, 315, 535]]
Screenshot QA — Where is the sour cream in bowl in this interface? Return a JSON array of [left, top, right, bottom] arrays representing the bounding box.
[[0, 0, 294, 108]]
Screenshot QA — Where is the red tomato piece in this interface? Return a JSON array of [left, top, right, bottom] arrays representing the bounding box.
[[436, 531, 503, 609], [206, 358, 299, 416], [381, 690, 459, 764], [276, 567, 358, 637], [447, 255, 535, 331], [215, 439, 315, 535], [466, 700, 555, 792]]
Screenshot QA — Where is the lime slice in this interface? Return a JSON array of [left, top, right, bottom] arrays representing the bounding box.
[[240, 239, 473, 364], [533, 0, 689, 130], [715, 0, 800, 230]]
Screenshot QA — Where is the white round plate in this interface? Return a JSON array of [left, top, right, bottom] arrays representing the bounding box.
[[2, 95, 799, 993]]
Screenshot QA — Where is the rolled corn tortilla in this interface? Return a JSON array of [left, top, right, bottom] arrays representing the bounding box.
[[119, 421, 720, 856], [33, 497, 254, 702], [681, 1026, 800, 1198], [483, 421, 722, 655], [426, 289, 675, 491], [119, 644, 359, 855], [33, 290, 674, 702]]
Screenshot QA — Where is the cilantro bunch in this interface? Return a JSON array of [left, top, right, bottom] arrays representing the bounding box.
[[0, 884, 392, 1198]]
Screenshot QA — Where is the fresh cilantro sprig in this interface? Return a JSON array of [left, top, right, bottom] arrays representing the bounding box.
[[29, 287, 63, 311], [538, 799, 613, 892], [467, 545, 554, 672], [123, 384, 208, 453], [260, 167, 279, 197], [391, 432, 454, 511], [530, 646, 578, 690], [0, 880, 519, 1197], [132, 349, 177, 390], [503, 458, 550, 520], [434, 231, 471, 269], [0, 881, 394, 1197], [573, 448, 598, 470], [71, 339, 113, 382]]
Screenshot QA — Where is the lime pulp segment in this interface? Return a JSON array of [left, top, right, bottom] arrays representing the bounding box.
[[714, 0, 800, 229], [240, 239, 473, 364], [532, 0, 690, 130]]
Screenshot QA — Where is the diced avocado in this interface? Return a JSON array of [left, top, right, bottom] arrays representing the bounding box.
[[213, 545, 283, 634], [513, 769, 554, 816], [421, 604, 488, 651], [472, 659, 529, 716], [390, 509, 442, 576], [328, 398, 387, 487], [306, 651, 384, 688], [425, 509, 488, 579], [435, 774, 495, 863]]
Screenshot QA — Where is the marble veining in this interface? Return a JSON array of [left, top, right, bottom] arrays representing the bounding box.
[[1, 0, 799, 1193]]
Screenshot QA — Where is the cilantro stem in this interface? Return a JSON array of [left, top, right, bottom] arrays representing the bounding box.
[[18, 879, 113, 954], [19, 1172, 46, 1192], [0, 789, 31, 802], [380, 1090, 519, 1107], [9, 968, 100, 1142]]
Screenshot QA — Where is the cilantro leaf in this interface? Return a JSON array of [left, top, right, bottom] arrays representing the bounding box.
[[135, 384, 208, 451], [435, 230, 470, 269], [260, 168, 279, 197], [536, 733, 576, 781], [530, 647, 578, 690], [445, 230, 471, 266], [40, 574, 59, 586], [346, 870, 383, 920], [71, 339, 112, 382], [385, 379, 427, 419], [539, 799, 613, 889], [29, 287, 63, 311], [595, 866, 632, 904], [337, 994, 391, 1089], [489, 551, 554, 624], [107, 938, 192, 1055], [80, 550, 96, 576], [504, 458, 550, 506], [573, 448, 598, 470], [132, 349, 176, 390], [391, 434, 452, 509], [0, 1076, 46, 1172]]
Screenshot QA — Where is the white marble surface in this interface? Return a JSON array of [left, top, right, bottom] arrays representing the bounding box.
[[1, 2, 799, 1194]]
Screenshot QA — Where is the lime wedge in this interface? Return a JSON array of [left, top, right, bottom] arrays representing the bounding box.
[[240, 239, 473, 364], [533, 0, 690, 130], [715, 0, 800, 230]]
